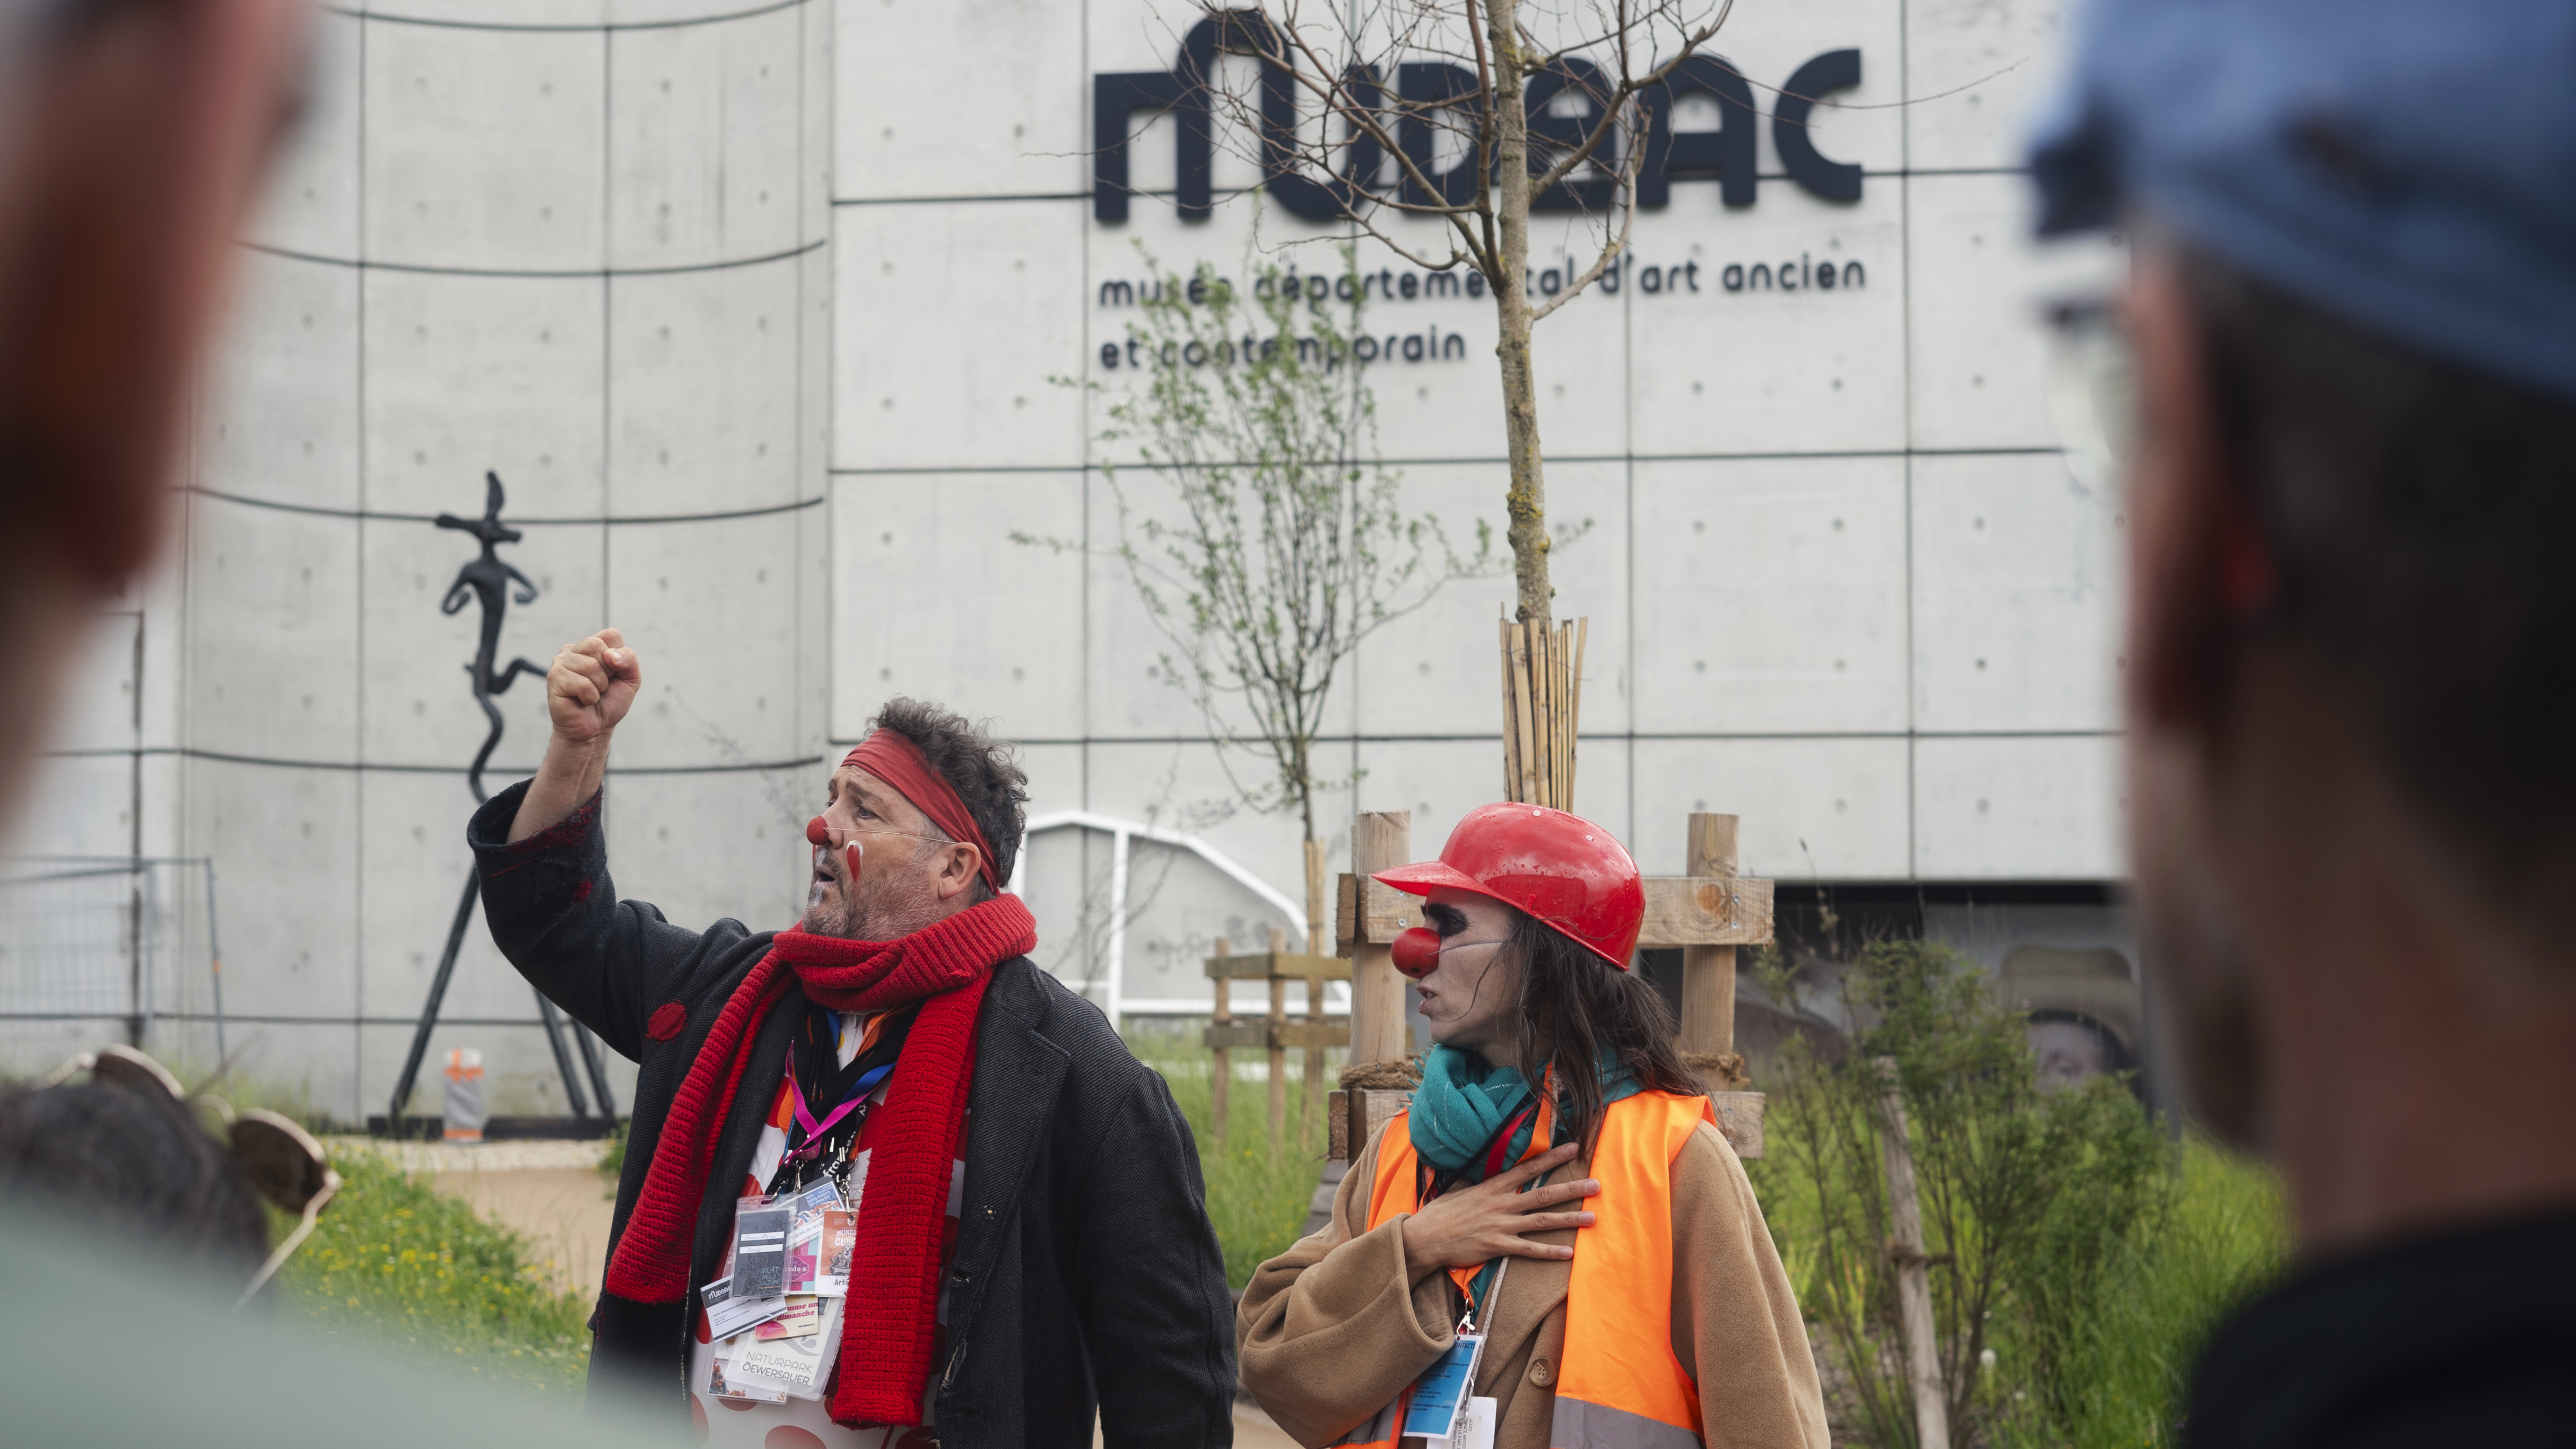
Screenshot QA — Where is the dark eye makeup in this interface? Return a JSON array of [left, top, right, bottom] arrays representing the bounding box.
[[1426, 904, 1468, 937]]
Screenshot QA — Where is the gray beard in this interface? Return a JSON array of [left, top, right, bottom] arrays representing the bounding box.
[[802, 865, 946, 942], [799, 896, 860, 939]]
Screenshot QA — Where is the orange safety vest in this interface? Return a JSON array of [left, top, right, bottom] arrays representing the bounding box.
[[1342, 1089, 1715, 1449]]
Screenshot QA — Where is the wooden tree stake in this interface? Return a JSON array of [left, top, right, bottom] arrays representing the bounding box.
[[1210, 935, 1231, 1143], [1876, 1059, 1951, 1449], [1303, 839, 1329, 957], [1304, 922, 1328, 1129], [1681, 814, 1742, 1075], [1348, 811, 1412, 1066], [1556, 623, 1576, 803], [1500, 614, 1586, 810], [1267, 924, 1289, 1147]]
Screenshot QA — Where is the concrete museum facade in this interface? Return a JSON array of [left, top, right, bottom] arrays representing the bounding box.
[[5, 0, 2136, 1119]]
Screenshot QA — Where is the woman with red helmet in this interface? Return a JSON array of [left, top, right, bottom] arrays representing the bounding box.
[[1237, 805, 1828, 1449]]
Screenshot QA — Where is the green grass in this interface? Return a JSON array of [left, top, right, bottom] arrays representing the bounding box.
[[2002, 1136, 2289, 1449], [1753, 1126, 2288, 1448], [266, 1029, 1330, 1408], [275, 1149, 594, 1396], [254, 1028, 1322, 1406], [598, 1118, 628, 1197], [1128, 1024, 1341, 1290]]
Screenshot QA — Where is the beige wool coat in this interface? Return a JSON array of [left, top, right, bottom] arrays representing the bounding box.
[[1237, 1117, 1830, 1449]]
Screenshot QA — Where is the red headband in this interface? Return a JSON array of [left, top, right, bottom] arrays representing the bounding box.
[[840, 730, 1004, 893]]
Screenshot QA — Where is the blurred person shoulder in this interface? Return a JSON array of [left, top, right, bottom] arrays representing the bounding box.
[[0, 1200, 664, 1449], [2185, 1210, 2576, 1448]]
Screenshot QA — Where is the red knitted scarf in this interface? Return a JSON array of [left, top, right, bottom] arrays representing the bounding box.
[[604, 893, 1036, 1426]]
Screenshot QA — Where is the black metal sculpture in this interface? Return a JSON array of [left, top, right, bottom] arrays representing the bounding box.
[[390, 473, 618, 1138], [437, 472, 546, 802]]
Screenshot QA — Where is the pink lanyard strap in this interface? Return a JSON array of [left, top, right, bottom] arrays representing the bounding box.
[[782, 1058, 894, 1164]]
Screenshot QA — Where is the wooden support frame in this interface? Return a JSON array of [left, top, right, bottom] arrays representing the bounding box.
[[1203, 942, 1354, 1144], [1681, 814, 1740, 1065], [1348, 811, 1412, 1066], [1336, 872, 1775, 951]]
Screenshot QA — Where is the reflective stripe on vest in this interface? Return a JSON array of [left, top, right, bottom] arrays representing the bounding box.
[[1350, 1090, 1714, 1449]]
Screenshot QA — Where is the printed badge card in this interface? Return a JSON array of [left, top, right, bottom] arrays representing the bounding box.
[[703, 1273, 789, 1341], [732, 1198, 793, 1297], [728, 1297, 845, 1401], [813, 1209, 856, 1296]]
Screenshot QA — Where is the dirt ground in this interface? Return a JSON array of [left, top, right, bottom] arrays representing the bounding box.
[[432, 1164, 617, 1296], [388, 1139, 1301, 1444]]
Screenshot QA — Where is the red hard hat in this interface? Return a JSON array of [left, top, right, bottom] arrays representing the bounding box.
[[1374, 803, 1644, 971]]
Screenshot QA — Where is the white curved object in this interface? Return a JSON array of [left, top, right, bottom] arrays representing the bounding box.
[[1009, 810, 1337, 1020]]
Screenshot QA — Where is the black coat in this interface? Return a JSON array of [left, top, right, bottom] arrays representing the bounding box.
[[468, 782, 1237, 1447]]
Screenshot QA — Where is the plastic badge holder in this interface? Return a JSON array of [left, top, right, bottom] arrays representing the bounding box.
[[732, 1194, 793, 1297], [1398, 1333, 1484, 1442]]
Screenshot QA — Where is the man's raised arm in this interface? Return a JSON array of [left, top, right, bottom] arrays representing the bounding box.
[[510, 627, 641, 841], [471, 626, 710, 1060]]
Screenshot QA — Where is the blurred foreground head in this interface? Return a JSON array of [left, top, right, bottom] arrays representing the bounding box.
[[2034, 1, 2576, 1246], [0, 1060, 268, 1275], [0, 0, 305, 827]]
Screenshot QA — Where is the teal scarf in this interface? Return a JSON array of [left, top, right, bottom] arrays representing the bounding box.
[[1411, 1046, 1534, 1175], [1408, 1044, 1644, 1325], [1409, 1044, 1645, 1182]]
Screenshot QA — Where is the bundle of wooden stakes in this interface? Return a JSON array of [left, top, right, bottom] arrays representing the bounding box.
[[1501, 616, 1586, 810]]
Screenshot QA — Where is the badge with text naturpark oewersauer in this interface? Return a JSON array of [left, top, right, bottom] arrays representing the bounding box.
[[728, 1296, 845, 1401]]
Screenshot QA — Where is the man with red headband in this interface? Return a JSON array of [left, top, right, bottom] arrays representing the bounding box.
[[471, 629, 1235, 1446]]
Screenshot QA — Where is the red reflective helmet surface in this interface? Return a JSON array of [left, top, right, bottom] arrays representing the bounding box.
[[1373, 803, 1644, 971]]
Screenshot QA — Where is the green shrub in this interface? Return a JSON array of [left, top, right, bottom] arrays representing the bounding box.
[[1128, 1024, 1338, 1290], [1751, 940, 2289, 1448], [1995, 1137, 2286, 1449], [598, 1119, 627, 1198], [275, 1149, 591, 1396]]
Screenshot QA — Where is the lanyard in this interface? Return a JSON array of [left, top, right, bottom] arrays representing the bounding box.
[[1460, 1258, 1511, 1334], [782, 1058, 893, 1165], [1438, 1072, 1559, 1324]]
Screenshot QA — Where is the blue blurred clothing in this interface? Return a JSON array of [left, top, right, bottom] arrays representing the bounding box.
[[2030, 0, 2576, 400]]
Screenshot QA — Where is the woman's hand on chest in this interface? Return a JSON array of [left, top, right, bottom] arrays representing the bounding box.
[[1399, 1143, 1599, 1282]]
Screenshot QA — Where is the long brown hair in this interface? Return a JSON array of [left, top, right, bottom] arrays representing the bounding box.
[[1504, 910, 1701, 1158]]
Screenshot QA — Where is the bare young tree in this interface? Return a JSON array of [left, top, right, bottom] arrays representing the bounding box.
[[1100, 0, 1736, 623], [1026, 238, 1487, 953], [1093, 0, 1748, 807]]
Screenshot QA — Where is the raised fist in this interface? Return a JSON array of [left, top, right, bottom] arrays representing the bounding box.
[[547, 628, 641, 746]]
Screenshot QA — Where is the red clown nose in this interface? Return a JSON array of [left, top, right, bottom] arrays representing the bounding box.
[[1392, 927, 1442, 979], [807, 817, 863, 885]]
